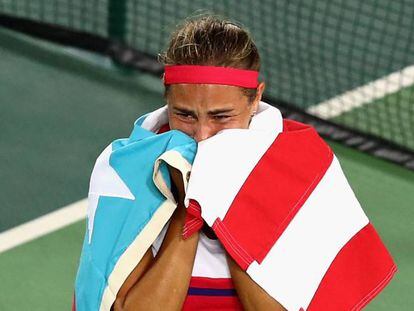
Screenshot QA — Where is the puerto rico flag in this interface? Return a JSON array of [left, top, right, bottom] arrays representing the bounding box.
[[182, 102, 397, 310], [74, 102, 396, 311]]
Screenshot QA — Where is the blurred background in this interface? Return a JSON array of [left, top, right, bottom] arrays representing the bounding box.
[[0, 0, 413, 310]]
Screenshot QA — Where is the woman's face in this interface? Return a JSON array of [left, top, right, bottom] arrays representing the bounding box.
[[166, 82, 265, 142]]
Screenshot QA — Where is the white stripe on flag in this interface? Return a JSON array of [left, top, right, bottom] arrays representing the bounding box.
[[186, 129, 278, 225], [246, 157, 369, 310], [141, 105, 169, 132], [185, 103, 283, 225]]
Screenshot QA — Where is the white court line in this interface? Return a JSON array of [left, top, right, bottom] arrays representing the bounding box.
[[0, 199, 87, 254], [307, 65, 414, 118]]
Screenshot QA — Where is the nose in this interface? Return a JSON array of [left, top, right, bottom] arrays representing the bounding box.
[[193, 122, 216, 142]]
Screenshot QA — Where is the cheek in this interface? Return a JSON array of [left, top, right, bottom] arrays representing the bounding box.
[[225, 113, 252, 129], [168, 116, 195, 136]]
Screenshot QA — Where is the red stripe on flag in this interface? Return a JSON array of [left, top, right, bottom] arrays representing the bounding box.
[[183, 200, 204, 239], [307, 223, 397, 310], [215, 119, 333, 268], [213, 218, 254, 270]]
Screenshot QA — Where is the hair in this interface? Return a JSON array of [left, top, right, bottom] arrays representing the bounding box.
[[159, 15, 261, 102]]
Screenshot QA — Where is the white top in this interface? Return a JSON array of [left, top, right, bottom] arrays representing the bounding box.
[[151, 220, 231, 278]]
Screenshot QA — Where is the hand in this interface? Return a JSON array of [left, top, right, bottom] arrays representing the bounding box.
[[167, 166, 204, 238], [167, 166, 187, 226]]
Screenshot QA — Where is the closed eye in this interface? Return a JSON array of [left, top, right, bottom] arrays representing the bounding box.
[[212, 115, 231, 121], [176, 112, 196, 120]]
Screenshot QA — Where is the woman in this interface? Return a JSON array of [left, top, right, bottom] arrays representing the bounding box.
[[74, 15, 396, 311], [112, 16, 285, 311]]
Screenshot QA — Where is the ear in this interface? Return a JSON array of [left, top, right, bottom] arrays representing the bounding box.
[[256, 82, 265, 101], [252, 81, 266, 111]]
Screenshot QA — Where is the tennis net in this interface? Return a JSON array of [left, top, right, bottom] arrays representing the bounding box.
[[1, 0, 413, 167]]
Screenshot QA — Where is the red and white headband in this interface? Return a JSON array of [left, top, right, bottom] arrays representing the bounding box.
[[163, 65, 259, 88]]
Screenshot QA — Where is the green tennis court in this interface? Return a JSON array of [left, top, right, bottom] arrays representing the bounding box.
[[0, 27, 413, 311], [332, 85, 414, 151]]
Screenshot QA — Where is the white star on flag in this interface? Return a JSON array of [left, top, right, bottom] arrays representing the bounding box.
[[87, 144, 135, 243]]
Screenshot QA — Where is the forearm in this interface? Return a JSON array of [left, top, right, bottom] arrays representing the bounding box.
[[118, 205, 199, 311], [226, 254, 286, 311]]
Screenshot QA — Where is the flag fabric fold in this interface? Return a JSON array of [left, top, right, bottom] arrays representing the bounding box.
[[74, 102, 396, 311], [74, 110, 197, 311]]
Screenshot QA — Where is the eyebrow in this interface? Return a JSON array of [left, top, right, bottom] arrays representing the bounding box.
[[207, 108, 235, 115], [172, 106, 235, 116]]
